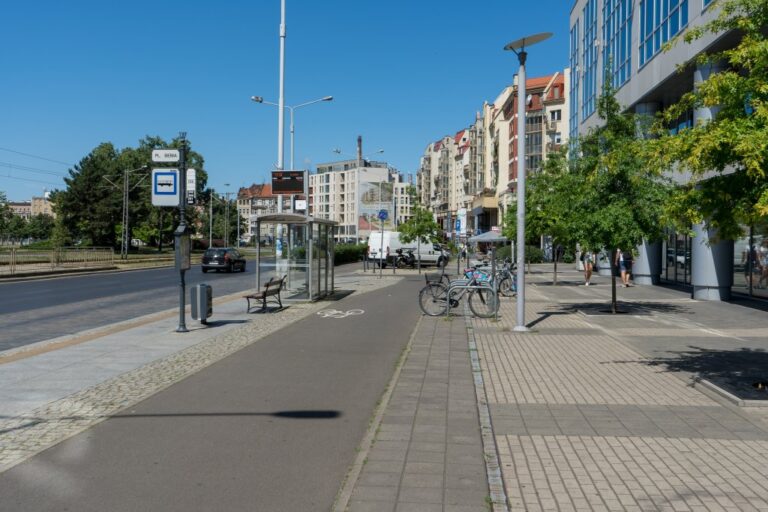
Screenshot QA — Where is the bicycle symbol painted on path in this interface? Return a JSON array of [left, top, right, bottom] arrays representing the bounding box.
[[316, 309, 365, 319]]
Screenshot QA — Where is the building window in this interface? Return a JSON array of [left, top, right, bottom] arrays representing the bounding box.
[[552, 132, 562, 145], [603, 0, 633, 88], [582, 0, 598, 120], [569, 18, 580, 140], [551, 109, 562, 121], [639, 0, 689, 67]]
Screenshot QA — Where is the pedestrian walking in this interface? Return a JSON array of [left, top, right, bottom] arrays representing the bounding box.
[[582, 248, 595, 286], [615, 247, 633, 287]]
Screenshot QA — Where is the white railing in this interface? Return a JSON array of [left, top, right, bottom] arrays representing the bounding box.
[[0, 247, 115, 276]]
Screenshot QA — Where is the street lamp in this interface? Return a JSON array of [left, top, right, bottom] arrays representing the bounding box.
[[252, 95, 333, 213], [504, 32, 552, 333], [252, 95, 333, 172]]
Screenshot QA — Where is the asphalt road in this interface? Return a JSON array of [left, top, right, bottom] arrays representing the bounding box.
[[0, 275, 423, 512], [0, 260, 357, 351]]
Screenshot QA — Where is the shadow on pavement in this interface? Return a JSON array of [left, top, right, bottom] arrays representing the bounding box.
[[557, 301, 692, 316], [612, 346, 768, 401], [0, 410, 342, 434]]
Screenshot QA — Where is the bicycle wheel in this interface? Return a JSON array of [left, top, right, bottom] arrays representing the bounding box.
[[468, 288, 499, 318], [419, 283, 449, 316], [498, 276, 515, 297]]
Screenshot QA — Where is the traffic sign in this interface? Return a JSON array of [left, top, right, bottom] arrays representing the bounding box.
[[152, 149, 180, 163], [377, 209, 388, 221], [152, 169, 179, 206], [186, 168, 196, 204]]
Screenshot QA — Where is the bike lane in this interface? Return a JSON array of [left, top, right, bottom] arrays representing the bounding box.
[[0, 275, 424, 512]]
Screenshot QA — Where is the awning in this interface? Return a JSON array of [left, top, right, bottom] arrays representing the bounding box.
[[468, 231, 509, 243]]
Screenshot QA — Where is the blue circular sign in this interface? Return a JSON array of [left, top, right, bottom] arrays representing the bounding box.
[[378, 209, 388, 221]]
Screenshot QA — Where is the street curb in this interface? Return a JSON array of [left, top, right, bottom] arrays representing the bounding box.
[[697, 378, 768, 408], [466, 309, 509, 512], [331, 315, 421, 512]]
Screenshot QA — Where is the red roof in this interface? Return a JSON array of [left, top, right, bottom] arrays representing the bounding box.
[[239, 183, 274, 199]]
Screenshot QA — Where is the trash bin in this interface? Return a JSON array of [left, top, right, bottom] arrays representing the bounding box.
[[191, 284, 212, 324]]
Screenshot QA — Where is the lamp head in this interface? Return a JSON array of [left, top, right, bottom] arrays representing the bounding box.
[[250, 96, 264, 103], [503, 32, 553, 53], [322, 96, 333, 101]]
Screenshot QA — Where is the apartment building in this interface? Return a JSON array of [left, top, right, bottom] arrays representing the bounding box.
[[569, 0, 761, 300], [417, 70, 569, 239], [8, 201, 32, 219], [310, 157, 410, 243], [237, 183, 281, 242]]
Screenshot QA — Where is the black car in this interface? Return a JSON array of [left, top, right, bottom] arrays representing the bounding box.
[[201, 248, 246, 273]]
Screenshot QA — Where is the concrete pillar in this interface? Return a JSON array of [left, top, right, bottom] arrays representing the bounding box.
[[691, 61, 732, 300], [631, 103, 663, 286], [633, 239, 662, 285], [691, 224, 734, 300]]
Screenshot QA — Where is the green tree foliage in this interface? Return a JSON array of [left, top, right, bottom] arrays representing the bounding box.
[[198, 190, 242, 247], [0, 192, 11, 238], [26, 214, 55, 240], [646, 0, 768, 238], [517, 82, 671, 309], [398, 202, 442, 271], [52, 136, 207, 248]]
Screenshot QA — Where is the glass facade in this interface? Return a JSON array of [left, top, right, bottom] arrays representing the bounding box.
[[569, 19, 580, 141], [733, 222, 768, 299], [639, 0, 689, 67], [582, 0, 598, 120], [602, 0, 633, 88], [661, 222, 768, 299]]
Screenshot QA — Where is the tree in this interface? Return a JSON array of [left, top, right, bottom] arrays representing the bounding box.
[[646, 0, 768, 239], [0, 192, 11, 242], [584, 83, 673, 311], [505, 146, 580, 284], [398, 202, 442, 273], [52, 136, 208, 249], [27, 214, 55, 241], [518, 82, 671, 312]]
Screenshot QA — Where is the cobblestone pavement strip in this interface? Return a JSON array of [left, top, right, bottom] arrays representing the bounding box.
[[343, 312, 491, 512], [471, 270, 768, 511], [0, 275, 399, 473]]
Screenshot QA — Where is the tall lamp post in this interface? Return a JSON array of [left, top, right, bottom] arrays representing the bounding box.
[[251, 95, 333, 212], [504, 32, 552, 333]]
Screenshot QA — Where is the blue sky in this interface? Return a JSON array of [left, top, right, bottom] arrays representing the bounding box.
[[0, 0, 569, 202]]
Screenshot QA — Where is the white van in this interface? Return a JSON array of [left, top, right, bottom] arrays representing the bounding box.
[[367, 231, 449, 268]]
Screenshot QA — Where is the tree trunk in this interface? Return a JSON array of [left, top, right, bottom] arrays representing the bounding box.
[[611, 250, 618, 314], [553, 257, 558, 285]]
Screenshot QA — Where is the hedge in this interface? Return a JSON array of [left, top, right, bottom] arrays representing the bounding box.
[[334, 243, 367, 265]]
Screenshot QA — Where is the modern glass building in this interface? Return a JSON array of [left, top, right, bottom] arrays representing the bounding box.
[[569, 0, 766, 300]]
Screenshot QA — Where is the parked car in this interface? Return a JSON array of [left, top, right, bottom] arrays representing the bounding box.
[[201, 248, 246, 273]]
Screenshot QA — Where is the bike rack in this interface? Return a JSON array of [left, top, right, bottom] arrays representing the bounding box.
[[445, 279, 497, 317]]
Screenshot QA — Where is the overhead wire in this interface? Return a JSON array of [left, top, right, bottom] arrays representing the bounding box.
[[0, 147, 73, 167]]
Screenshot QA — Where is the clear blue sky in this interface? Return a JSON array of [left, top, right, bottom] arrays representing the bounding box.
[[0, 0, 569, 202]]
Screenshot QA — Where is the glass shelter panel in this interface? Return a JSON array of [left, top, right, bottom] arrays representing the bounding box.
[[255, 215, 336, 303]]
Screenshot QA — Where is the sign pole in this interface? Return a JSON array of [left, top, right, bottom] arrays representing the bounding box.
[[175, 134, 189, 333]]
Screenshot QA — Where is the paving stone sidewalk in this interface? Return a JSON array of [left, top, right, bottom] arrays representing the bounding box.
[[341, 313, 492, 512], [472, 267, 768, 511]]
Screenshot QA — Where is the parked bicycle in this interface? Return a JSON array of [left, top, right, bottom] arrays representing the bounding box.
[[418, 267, 499, 318], [474, 258, 517, 297]]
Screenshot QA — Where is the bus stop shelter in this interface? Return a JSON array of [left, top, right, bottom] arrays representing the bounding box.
[[255, 214, 337, 302]]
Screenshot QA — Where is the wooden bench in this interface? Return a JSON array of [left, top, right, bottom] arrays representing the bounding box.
[[244, 275, 286, 312]]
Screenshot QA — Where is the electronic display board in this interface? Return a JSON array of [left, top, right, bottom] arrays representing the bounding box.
[[271, 171, 305, 194]]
